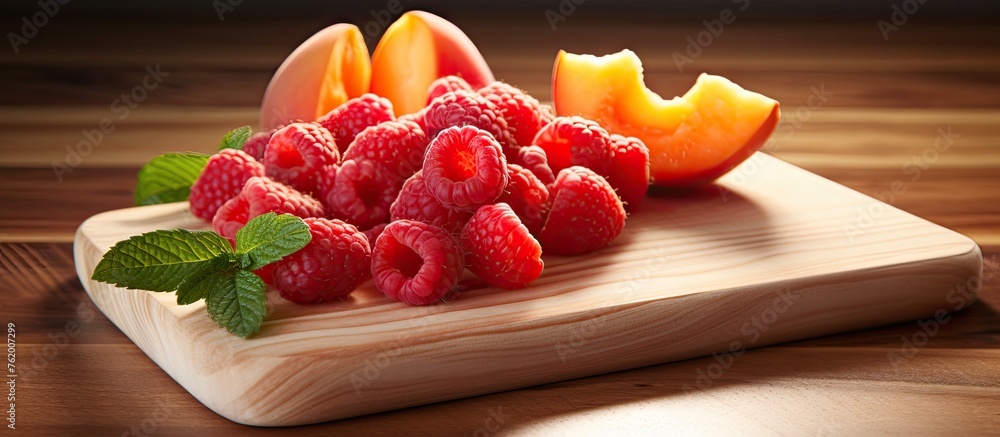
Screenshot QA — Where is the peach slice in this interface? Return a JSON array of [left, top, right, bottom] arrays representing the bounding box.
[[553, 49, 780, 186], [371, 11, 494, 115], [260, 24, 371, 130]]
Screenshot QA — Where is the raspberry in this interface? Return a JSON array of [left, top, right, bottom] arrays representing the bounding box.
[[272, 218, 371, 304], [426, 75, 473, 106], [512, 145, 555, 186], [461, 203, 543, 289], [371, 220, 464, 306], [422, 90, 516, 155], [423, 126, 509, 212], [478, 81, 547, 147], [497, 164, 549, 237], [540, 167, 626, 256], [241, 129, 275, 161], [264, 122, 340, 195], [323, 159, 403, 230], [316, 93, 395, 153], [538, 104, 556, 124], [362, 222, 388, 245], [390, 171, 472, 234], [532, 116, 612, 176], [607, 134, 650, 212], [343, 120, 428, 182], [189, 149, 264, 221], [212, 176, 325, 242]]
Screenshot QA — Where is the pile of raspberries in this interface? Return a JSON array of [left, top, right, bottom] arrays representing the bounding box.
[[188, 77, 649, 306]]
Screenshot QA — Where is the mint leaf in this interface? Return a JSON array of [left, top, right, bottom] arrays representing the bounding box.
[[235, 213, 311, 271], [175, 257, 232, 305], [92, 229, 233, 292], [219, 126, 253, 151], [205, 270, 267, 338], [135, 152, 209, 206]]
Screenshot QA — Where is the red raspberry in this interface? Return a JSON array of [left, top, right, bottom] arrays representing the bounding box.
[[607, 134, 650, 212], [390, 171, 472, 234], [362, 222, 388, 246], [272, 218, 371, 304], [497, 164, 549, 237], [264, 122, 340, 195], [512, 145, 555, 186], [189, 149, 264, 221], [254, 264, 276, 286], [316, 93, 395, 153], [371, 220, 464, 306], [422, 90, 516, 155], [478, 81, 547, 147], [343, 120, 428, 182], [461, 203, 543, 289], [540, 167, 626, 256], [423, 126, 509, 212], [323, 159, 403, 230], [241, 129, 275, 161], [212, 176, 325, 242], [426, 75, 473, 106], [532, 116, 612, 176], [538, 104, 556, 124]]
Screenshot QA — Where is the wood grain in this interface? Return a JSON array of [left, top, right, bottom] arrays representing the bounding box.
[[2, 12, 999, 435], [72, 156, 982, 425]]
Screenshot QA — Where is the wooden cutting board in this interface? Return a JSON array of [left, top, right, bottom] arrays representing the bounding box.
[[73, 153, 982, 426]]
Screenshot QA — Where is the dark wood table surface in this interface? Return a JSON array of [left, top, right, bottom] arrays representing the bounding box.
[[1, 9, 998, 435]]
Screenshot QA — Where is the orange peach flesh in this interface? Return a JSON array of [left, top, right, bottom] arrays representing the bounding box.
[[259, 24, 370, 130], [371, 11, 495, 115], [553, 49, 780, 186], [371, 13, 438, 116], [316, 26, 371, 120]]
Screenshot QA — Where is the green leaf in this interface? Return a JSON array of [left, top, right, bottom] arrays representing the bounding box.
[[219, 126, 253, 151], [205, 270, 268, 338], [92, 229, 234, 292], [175, 257, 232, 305], [135, 153, 210, 206], [235, 213, 312, 271]]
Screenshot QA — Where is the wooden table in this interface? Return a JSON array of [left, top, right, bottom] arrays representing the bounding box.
[[2, 10, 998, 435]]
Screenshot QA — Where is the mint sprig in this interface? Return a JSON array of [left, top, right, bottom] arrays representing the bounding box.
[[91, 213, 311, 338], [133, 125, 254, 207], [219, 125, 252, 151], [135, 153, 209, 206]]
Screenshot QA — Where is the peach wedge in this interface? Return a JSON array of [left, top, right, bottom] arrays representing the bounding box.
[[371, 11, 494, 115], [260, 24, 371, 130], [553, 49, 780, 186]]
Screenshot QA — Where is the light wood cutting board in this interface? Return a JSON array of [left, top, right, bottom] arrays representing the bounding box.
[[73, 153, 983, 426]]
